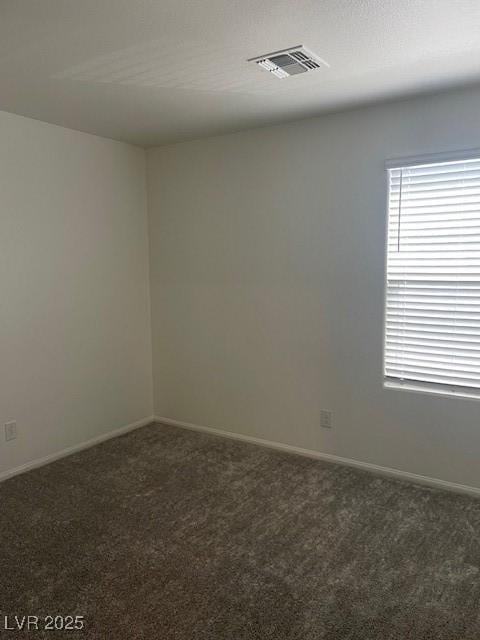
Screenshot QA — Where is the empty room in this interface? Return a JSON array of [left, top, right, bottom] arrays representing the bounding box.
[[2, 1, 480, 638]]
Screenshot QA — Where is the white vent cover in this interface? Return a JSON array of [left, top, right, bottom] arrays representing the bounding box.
[[248, 46, 328, 78]]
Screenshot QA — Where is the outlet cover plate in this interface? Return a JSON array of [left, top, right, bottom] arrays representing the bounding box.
[[320, 410, 332, 429], [5, 421, 17, 441]]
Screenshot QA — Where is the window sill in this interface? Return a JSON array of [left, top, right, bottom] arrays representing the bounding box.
[[384, 380, 480, 402]]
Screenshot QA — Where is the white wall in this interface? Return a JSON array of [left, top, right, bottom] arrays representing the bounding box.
[[0, 111, 153, 476], [147, 85, 480, 490]]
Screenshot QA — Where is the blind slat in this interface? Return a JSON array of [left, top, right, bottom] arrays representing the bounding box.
[[385, 348, 480, 363], [385, 359, 480, 376]]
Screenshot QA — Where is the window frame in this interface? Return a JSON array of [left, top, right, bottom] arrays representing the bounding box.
[[382, 147, 480, 401]]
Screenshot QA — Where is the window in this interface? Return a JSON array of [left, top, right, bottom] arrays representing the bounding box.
[[384, 152, 480, 398]]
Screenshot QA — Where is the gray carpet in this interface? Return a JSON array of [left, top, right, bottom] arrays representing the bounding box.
[[2, 423, 480, 639]]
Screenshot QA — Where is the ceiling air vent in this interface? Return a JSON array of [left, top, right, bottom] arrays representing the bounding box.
[[248, 46, 328, 78]]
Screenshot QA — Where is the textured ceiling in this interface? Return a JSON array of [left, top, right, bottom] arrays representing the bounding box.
[[1, 0, 480, 146]]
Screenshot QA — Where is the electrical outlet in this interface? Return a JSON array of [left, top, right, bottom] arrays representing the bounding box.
[[4, 421, 17, 442], [320, 410, 332, 429]]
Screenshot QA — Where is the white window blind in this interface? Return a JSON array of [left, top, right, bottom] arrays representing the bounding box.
[[385, 155, 480, 397]]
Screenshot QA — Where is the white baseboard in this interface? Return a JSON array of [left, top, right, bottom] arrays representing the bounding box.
[[0, 415, 154, 483], [155, 415, 480, 498]]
